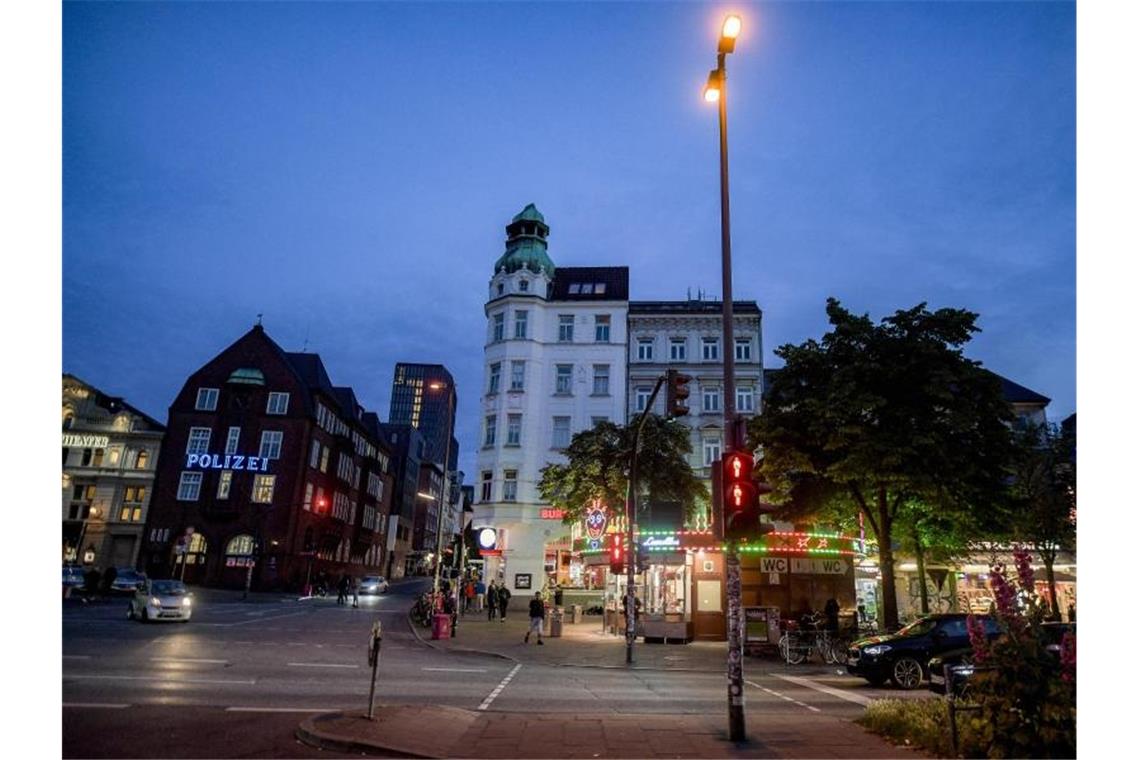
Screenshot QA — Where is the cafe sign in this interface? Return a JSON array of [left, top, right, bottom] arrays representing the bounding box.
[[185, 452, 271, 472]]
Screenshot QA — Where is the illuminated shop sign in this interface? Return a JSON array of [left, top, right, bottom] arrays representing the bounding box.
[[641, 535, 680, 549], [585, 503, 608, 540], [185, 453, 270, 472], [62, 434, 110, 448], [539, 508, 565, 520]]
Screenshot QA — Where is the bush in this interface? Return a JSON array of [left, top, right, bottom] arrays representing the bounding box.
[[856, 698, 971, 756]]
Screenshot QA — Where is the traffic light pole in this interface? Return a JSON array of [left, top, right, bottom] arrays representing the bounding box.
[[625, 374, 667, 665]]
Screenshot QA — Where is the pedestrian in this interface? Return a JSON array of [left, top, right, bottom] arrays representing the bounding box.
[[524, 592, 546, 645], [486, 581, 498, 621], [553, 582, 564, 608], [1067, 603, 1076, 623], [464, 579, 476, 613], [824, 597, 840, 632], [351, 576, 359, 608], [497, 583, 511, 621], [475, 577, 486, 612], [856, 597, 867, 624], [337, 574, 349, 605]]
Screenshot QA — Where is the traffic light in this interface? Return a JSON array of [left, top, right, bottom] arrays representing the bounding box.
[[636, 547, 650, 574], [665, 369, 692, 418], [722, 451, 777, 540], [609, 534, 625, 575]]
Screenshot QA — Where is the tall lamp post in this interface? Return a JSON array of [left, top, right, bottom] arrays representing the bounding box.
[[704, 12, 747, 743], [429, 381, 456, 605]]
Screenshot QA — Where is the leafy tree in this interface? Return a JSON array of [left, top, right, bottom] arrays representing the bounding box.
[[1008, 422, 1076, 619], [749, 298, 1014, 630], [538, 417, 708, 526]]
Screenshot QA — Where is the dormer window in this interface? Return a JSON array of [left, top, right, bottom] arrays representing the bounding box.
[[497, 283, 505, 295], [519, 279, 529, 292]]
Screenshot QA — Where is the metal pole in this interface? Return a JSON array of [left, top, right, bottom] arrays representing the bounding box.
[[715, 51, 747, 743], [625, 375, 666, 665]]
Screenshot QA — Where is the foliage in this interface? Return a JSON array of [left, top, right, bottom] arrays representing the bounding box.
[[965, 549, 1076, 758], [537, 416, 707, 525], [749, 298, 1015, 629], [856, 698, 984, 757]]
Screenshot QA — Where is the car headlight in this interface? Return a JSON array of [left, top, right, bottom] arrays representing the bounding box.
[[863, 645, 892, 656], [182, 598, 192, 607], [149, 597, 161, 607]]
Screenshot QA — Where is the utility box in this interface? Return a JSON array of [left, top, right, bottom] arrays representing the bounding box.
[[431, 613, 450, 640], [547, 608, 564, 638]]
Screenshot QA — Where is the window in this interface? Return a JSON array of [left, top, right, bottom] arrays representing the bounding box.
[[592, 364, 610, 395], [480, 471, 493, 501], [558, 315, 574, 342], [135, 449, 150, 469], [484, 415, 497, 446], [492, 312, 505, 342], [319, 445, 329, 473], [552, 417, 571, 449], [736, 387, 754, 412], [703, 387, 721, 413], [177, 472, 203, 501], [303, 482, 314, 511], [594, 283, 606, 295], [635, 387, 652, 412], [735, 339, 752, 362], [637, 339, 654, 361], [91, 449, 104, 467], [670, 339, 686, 362], [507, 414, 522, 446], [225, 427, 241, 455], [568, 284, 581, 294], [196, 388, 219, 411], [703, 439, 722, 466], [555, 365, 573, 394], [217, 471, 233, 499], [252, 474, 276, 503], [118, 505, 143, 522], [510, 361, 525, 391], [595, 314, 611, 342], [259, 431, 283, 460], [123, 487, 146, 503], [702, 337, 720, 361], [503, 470, 518, 502], [266, 392, 290, 415], [488, 362, 501, 395], [309, 438, 321, 469], [186, 427, 211, 456], [514, 309, 528, 339], [519, 279, 529, 292], [226, 534, 256, 556], [497, 282, 504, 295]]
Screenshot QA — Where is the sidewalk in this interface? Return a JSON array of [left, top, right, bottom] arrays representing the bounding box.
[[296, 703, 922, 759]]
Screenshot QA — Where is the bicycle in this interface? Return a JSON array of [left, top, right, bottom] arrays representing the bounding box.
[[410, 591, 436, 628]]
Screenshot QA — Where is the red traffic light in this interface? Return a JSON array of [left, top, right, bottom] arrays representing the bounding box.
[[723, 452, 762, 540], [609, 534, 625, 574], [665, 369, 692, 418]]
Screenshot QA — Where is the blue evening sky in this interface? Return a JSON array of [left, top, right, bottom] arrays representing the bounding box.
[[63, 1, 1075, 480]]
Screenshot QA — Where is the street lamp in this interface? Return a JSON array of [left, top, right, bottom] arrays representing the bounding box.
[[704, 11, 747, 743]]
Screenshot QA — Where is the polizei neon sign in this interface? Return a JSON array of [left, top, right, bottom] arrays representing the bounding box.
[[186, 453, 271, 472]]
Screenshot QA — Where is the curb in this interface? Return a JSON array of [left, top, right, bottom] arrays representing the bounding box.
[[295, 715, 435, 759], [405, 611, 519, 662]]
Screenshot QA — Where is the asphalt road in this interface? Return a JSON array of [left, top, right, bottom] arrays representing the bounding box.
[[62, 580, 928, 758]]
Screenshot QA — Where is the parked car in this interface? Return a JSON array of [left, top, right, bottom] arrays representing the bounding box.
[[928, 621, 1075, 697], [63, 565, 86, 588], [847, 613, 1001, 689], [358, 575, 389, 595], [127, 579, 193, 622], [110, 568, 148, 594]]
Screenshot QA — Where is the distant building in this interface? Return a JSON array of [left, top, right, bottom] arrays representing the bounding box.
[[62, 374, 165, 570], [142, 325, 394, 590], [378, 422, 425, 579]]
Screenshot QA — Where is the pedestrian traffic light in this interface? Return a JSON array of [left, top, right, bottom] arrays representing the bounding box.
[[722, 451, 777, 540], [609, 534, 625, 575], [665, 369, 692, 418]]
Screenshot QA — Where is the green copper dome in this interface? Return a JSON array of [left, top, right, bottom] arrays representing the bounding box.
[[493, 204, 555, 278]]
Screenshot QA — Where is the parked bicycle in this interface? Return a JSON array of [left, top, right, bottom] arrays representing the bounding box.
[[410, 591, 436, 628], [777, 611, 848, 665]]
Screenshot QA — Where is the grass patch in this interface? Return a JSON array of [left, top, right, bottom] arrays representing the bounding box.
[[856, 698, 983, 758]]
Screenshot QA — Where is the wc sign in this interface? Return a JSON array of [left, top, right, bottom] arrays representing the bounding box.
[[760, 557, 787, 584]]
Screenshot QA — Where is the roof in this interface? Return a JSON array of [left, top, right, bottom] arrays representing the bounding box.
[[62, 373, 166, 432], [629, 300, 761, 316], [550, 266, 629, 301], [283, 351, 336, 397], [512, 203, 545, 224]]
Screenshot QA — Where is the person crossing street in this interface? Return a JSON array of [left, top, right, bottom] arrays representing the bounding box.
[[524, 592, 545, 645]]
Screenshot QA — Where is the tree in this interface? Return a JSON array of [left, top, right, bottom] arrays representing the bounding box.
[[1008, 421, 1076, 619], [749, 298, 1014, 630], [538, 417, 708, 526]]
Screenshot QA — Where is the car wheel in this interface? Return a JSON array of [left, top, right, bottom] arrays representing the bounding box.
[[891, 657, 924, 690]]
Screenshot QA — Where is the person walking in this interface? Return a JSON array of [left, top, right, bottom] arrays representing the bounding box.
[[524, 592, 546, 645], [485, 581, 498, 621], [337, 574, 349, 606], [497, 583, 511, 621], [464, 579, 476, 614], [474, 577, 486, 613]]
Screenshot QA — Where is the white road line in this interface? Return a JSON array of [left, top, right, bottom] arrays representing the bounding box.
[[422, 667, 488, 673], [287, 662, 359, 669], [150, 657, 228, 664], [771, 674, 872, 706], [63, 703, 129, 709], [64, 675, 256, 685], [224, 706, 332, 713], [201, 611, 309, 627], [746, 679, 822, 713], [478, 664, 522, 711]]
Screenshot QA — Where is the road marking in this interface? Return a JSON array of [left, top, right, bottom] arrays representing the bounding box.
[[287, 662, 359, 669], [62, 655, 91, 660], [478, 664, 522, 711], [422, 667, 488, 673], [201, 611, 309, 627], [771, 674, 872, 706], [63, 703, 129, 709], [224, 706, 332, 713], [746, 679, 822, 712], [64, 675, 255, 685], [150, 657, 229, 665]]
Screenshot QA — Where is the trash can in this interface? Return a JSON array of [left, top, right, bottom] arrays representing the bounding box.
[[548, 608, 564, 638], [432, 613, 450, 640], [571, 604, 583, 624]]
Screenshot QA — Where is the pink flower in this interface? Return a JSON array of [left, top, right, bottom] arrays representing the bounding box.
[[989, 564, 1019, 618]]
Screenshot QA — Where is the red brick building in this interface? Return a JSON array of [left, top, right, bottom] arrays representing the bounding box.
[[142, 324, 394, 591]]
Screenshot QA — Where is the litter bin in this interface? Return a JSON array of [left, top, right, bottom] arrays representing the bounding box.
[[571, 604, 583, 624], [548, 608, 563, 638], [432, 613, 450, 640]]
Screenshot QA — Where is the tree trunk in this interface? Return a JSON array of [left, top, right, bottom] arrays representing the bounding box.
[[877, 494, 899, 631], [913, 527, 929, 615], [1042, 548, 1060, 620]]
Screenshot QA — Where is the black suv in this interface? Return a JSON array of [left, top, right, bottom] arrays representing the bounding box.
[[847, 613, 1000, 689]]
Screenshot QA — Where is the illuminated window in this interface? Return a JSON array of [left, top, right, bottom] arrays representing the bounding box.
[[195, 388, 219, 411], [177, 472, 202, 501], [303, 482, 313, 511], [320, 445, 329, 473], [217, 471, 233, 499], [135, 449, 150, 469], [252, 474, 276, 503], [226, 534, 255, 556]]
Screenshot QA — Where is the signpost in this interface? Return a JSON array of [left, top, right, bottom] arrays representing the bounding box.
[[366, 620, 383, 719]]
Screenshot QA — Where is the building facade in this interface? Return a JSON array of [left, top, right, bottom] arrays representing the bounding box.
[[377, 422, 424, 579], [62, 375, 165, 570], [142, 325, 394, 590], [473, 205, 630, 604]]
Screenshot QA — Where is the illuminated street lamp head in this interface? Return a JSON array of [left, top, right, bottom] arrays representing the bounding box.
[[704, 69, 722, 102], [428, 381, 445, 390], [719, 14, 742, 54]]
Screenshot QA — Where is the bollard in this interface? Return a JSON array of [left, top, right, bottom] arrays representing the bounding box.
[[366, 620, 383, 720]]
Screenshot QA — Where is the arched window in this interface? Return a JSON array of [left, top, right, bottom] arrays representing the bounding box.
[[135, 450, 150, 470], [226, 534, 255, 556]]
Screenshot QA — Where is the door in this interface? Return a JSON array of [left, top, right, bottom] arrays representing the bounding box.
[[692, 553, 726, 640]]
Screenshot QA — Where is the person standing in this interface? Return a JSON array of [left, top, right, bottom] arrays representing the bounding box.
[[474, 577, 486, 613], [464, 579, 476, 613], [824, 597, 840, 632], [337, 574, 349, 606], [524, 592, 546, 645], [350, 576, 359, 608], [497, 584, 511, 621], [485, 581, 498, 621], [553, 582, 564, 609]]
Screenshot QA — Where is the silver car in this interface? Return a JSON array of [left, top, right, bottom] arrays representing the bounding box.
[[358, 575, 389, 595], [127, 579, 193, 622]]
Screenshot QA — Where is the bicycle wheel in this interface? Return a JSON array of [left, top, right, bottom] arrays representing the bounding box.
[[779, 634, 806, 665]]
